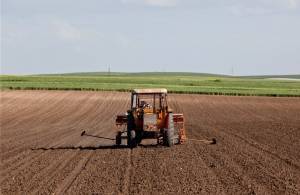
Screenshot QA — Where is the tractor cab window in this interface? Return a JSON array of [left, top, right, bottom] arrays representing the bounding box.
[[140, 100, 151, 108], [132, 93, 167, 111], [161, 94, 167, 108], [137, 94, 154, 109], [154, 94, 162, 110]]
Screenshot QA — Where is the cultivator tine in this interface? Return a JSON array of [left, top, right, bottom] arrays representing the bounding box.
[[80, 130, 115, 141], [211, 138, 217, 144], [188, 138, 217, 145]]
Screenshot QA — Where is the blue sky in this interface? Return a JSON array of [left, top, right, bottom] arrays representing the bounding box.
[[1, 0, 300, 75]]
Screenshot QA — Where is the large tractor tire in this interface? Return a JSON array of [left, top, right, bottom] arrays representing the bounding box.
[[128, 130, 137, 148], [115, 132, 122, 146], [164, 113, 174, 147], [127, 111, 137, 148]]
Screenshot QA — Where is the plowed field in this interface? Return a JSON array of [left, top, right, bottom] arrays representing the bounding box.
[[1, 90, 300, 194]]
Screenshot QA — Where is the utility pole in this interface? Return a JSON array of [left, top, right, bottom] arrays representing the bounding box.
[[231, 66, 234, 77], [108, 65, 111, 76]]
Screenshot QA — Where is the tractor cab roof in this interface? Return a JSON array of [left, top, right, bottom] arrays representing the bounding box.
[[132, 88, 167, 94]]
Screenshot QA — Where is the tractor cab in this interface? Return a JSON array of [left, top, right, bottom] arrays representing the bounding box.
[[116, 88, 186, 148], [130, 89, 169, 134], [131, 88, 168, 113]]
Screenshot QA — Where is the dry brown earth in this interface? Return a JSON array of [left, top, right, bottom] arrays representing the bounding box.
[[0, 90, 299, 194]]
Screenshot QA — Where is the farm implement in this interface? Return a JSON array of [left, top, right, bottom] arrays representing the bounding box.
[[115, 88, 216, 148], [81, 88, 216, 148]]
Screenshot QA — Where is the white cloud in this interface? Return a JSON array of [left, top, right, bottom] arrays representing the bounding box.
[[227, 5, 273, 16], [144, 0, 178, 7], [50, 19, 103, 43], [120, 0, 299, 10], [114, 33, 131, 48], [52, 20, 81, 41], [121, 0, 179, 7], [288, 0, 299, 9], [224, 0, 300, 16]]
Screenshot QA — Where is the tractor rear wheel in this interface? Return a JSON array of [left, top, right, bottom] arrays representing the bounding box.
[[127, 111, 137, 148], [164, 128, 174, 147], [164, 113, 174, 147]]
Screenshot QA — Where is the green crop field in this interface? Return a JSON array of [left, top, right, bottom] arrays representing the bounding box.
[[1, 72, 300, 97]]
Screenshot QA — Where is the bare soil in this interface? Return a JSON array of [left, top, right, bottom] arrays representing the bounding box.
[[1, 90, 300, 194]]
